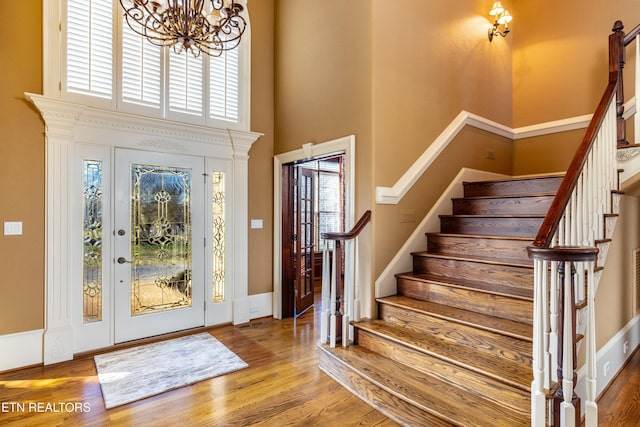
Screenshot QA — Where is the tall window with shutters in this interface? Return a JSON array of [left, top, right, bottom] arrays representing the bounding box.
[[63, 0, 249, 129]]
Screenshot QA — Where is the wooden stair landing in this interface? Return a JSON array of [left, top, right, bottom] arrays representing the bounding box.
[[319, 174, 565, 426]]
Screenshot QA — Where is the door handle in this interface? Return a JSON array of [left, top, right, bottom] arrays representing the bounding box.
[[117, 257, 132, 264]]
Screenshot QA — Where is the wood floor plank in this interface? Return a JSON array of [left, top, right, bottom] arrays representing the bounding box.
[[0, 300, 398, 427]]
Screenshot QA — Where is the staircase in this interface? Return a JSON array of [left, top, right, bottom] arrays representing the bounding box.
[[318, 174, 565, 426]]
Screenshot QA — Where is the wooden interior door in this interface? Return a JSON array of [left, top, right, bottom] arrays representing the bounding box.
[[294, 167, 315, 316]]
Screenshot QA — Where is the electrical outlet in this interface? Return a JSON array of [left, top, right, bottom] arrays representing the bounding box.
[[604, 361, 611, 377], [624, 341, 630, 354]]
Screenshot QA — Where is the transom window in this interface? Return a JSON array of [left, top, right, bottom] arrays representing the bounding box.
[[62, 0, 249, 130]]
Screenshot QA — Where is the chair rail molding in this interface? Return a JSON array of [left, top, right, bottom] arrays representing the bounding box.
[[376, 101, 636, 205]]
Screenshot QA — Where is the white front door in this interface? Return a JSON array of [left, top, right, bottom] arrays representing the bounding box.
[[114, 149, 205, 343]]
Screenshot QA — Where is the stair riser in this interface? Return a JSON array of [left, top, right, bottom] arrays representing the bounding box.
[[397, 277, 533, 324], [440, 216, 543, 237], [452, 196, 554, 215], [463, 177, 563, 198], [427, 234, 532, 263], [318, 349, 454, 427], [378, 304, 532, 366], [604, 215, 618, 240], [412, 256, 534, 290], [355, 329, 532, 403]]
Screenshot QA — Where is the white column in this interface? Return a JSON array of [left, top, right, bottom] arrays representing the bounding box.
[[28, 95, 85, 364], [231, 133, 252, 325]]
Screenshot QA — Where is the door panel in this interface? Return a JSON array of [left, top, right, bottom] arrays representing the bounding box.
[[295, 167, 315, 316], [114, 149, 205, 343]]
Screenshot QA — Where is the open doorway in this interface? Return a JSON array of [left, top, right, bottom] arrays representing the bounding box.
[[281, 155, 346, 318]]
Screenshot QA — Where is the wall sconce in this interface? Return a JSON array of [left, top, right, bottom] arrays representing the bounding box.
[[488, 2, 512, 42]]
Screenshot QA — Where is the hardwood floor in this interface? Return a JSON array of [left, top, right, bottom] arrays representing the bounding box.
[[597, 346, 640, 426], [0, 296, 638, 426], [0, 302, 397, 427]]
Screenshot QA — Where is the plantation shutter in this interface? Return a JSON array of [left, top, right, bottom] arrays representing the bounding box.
[[66, 0, 112, 98], [121, 20, 162, 108], [210, 47, 240, 122], [169, 50, 204, 116]]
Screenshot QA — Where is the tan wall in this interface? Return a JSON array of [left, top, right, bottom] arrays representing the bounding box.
[[248, 0, 276, 295], [513, 0, 640, 127], [595, 194, 639, 348], [0, 1, 44, 335], [274, 0, 375, 308], [371, 0, 513, 277], [512, 129, 584, 175]]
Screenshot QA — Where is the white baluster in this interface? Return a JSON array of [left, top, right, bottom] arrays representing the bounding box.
[[342, 240, 352, 347], [532, 258, 546, 427], [320, 246, 330, 344], [585, 260, 598, 427], [329, 243, 338, 348], [542, 259, 551, 391], [353, 237, 361, 322]]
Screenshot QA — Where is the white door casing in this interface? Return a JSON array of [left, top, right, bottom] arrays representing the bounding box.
[[27, 94, 261, 363]]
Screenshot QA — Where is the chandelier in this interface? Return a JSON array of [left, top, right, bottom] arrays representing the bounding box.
[[119, 0, 247, 57]]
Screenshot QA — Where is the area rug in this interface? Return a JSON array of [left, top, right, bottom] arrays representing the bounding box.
[[94, 333, 248, 409]]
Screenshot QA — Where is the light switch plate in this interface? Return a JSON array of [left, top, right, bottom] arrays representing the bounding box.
[[4, 221, 23, 236]]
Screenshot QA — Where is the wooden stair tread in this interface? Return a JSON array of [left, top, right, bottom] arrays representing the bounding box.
[[411, 251, 533, 268], [452, 193, 556, 201], [427, 232, 533, 242], [354, 319, 533, 392], [396, 272, 534, 300], [439, 214, 546, 218], [378, 295, 533, 342], [463, 174, 564, 185], [319, 344, 530, 426]]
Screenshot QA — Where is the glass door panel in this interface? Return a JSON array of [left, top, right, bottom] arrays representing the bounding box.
[[114, 149, 205, 343]]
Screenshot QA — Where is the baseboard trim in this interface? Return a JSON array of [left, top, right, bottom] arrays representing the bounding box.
[[0, 329, 44, 372], [249, 292, 273, 320], [576, 313, 640, 410]]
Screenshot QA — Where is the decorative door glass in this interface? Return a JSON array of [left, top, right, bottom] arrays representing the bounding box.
[[130, 164, 193, 315], [83, 160, 104, 323], [211, 171, 225, 302]]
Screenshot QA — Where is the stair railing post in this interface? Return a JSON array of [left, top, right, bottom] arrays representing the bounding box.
[[320, 211, 371, 348], [610, 21, 627, 146]]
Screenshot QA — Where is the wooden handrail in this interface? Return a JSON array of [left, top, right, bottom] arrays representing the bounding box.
[[532, 23, 624, 248], [623, 23, 640, 45], [322, 210, 371, 241]]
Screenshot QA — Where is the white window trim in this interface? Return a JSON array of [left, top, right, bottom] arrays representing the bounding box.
[[43, 0, 252, 132]]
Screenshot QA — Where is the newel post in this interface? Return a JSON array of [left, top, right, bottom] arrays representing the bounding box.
[[610, 20, 628, 146]]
